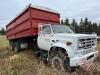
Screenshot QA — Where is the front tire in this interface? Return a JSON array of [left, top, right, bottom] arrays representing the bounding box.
[[48, 48, 71, 72]]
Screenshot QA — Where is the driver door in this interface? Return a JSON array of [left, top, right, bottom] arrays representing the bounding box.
[[38, 25, 53, 51]]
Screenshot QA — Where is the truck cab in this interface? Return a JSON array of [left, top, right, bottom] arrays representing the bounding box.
[[38, 24, 98, 71]]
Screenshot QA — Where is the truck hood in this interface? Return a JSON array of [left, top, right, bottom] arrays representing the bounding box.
[[55, 33, 96, 38]]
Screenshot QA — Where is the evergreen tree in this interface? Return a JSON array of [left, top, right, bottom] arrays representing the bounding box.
[[84, 17, 89, 33], [60, 17, 100, 35], [98, 23, 100, 35], [80, 18, 84, 26], [87, 21, 92, 33], [92, 22, 98, 34], [79, 18, 84, 33], [71, 19, 78, 32], [1, 28, 5, 35], [84, 17, 88, 25], [64, 18, 70, 26], [0, 29, 1, 35]]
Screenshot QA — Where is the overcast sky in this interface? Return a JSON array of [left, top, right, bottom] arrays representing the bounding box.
[[0, 0, 100, 29]]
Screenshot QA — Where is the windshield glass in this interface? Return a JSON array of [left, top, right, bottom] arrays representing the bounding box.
[[51, 25, 74, 33]]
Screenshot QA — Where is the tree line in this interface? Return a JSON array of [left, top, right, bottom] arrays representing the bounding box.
[[61, 17, 100, 35]]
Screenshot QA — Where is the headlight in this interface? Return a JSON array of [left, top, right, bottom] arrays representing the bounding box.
[[78, 41, 83, 48]]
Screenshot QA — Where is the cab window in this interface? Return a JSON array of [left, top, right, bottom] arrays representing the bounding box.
[[42, 25, 52, 34]]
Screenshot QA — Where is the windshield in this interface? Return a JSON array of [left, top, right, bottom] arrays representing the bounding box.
[[51, 25, 74, 33]]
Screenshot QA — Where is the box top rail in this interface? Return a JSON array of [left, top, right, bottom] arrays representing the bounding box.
[[6, 5, 60, 27]]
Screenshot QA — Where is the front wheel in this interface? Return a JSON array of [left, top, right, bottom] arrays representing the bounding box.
[[48, 48, 71, 72]]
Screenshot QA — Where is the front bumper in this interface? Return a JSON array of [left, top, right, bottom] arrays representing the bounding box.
[[70, 51, 98, 67]]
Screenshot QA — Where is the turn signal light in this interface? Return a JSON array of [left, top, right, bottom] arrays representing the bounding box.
[[66, 42, 72, 46]]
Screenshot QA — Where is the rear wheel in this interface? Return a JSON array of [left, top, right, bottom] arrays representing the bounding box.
[[48, 48, 71, 72], [9, 41, 15, 50], [14, 42, 21, 53]]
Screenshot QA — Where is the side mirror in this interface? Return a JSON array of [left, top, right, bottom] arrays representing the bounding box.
[[38, 34, 41, 36]]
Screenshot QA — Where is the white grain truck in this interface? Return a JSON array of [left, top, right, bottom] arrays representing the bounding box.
[[6, 5, 98, 72]]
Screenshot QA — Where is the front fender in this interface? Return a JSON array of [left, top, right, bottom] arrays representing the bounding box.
[[50, 43, 75, 57]]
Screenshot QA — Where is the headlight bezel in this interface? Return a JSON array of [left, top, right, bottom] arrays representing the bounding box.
[[78, 40, 83, 49]]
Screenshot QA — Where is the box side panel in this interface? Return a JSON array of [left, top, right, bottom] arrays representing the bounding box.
[[6, 7, 60, 40], [31, 8, 60, 35], [7, 9, 31, 40], [31, 8, 60, 24]]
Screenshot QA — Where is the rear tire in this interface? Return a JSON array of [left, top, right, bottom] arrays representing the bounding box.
[[48, 48, 71, 72], [14, 42, 21, 53], [9, 41, 15, 50]]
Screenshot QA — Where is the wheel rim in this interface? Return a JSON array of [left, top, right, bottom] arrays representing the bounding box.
[[10, 46, 12, 50], [52, 56, 65, 71], [15, 47, 18, 52]]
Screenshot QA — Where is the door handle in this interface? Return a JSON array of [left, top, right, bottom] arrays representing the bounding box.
[[45, 39, 50, 42], [45, 39, 49, 40]]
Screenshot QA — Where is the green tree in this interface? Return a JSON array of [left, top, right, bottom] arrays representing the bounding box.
[[71, 19, 78, 33], [97, 23, 100, 35], [61, 17, 100, 35], [79, 18, 84, 33], [92, 22, 98, 34], [84, 17, 88, 25], [84, 17, 89, 33], [87, 21, 92, 33], [0, 30, 1, 35], [1, 28, 5, 35], [80, 18, 84, 26], [64, 18, 70, 26]]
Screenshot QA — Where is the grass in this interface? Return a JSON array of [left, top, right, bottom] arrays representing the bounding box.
[[0, 35, 100, 75], [0, 35, 9, 50], [0, 50, 38, 75]]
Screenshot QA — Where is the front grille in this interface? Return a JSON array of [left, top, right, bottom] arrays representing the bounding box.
[[79, 38, 96, 49]]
